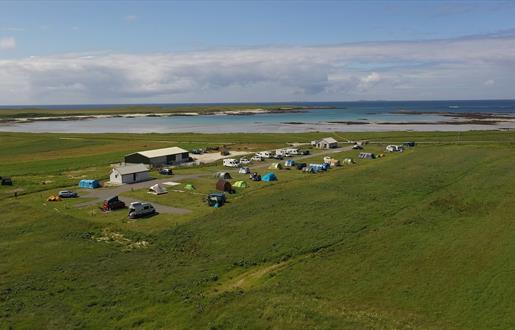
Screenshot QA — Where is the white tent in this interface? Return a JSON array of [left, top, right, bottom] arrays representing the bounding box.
[[239, 167, 250, 174], [149, 184, 168, 195]]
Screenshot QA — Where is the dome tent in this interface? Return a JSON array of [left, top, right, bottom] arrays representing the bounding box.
[[262, 172, 277, 182], [233, 180, 248, 188]]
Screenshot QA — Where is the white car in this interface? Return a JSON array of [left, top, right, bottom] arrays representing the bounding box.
[[251, 155, 264, 161], [128, 202, 156, 219], [239, 157, 251, 165], [223, 158, 240, 167]]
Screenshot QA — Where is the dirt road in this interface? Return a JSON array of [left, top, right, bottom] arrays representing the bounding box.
[[75, 174, 204, 214]]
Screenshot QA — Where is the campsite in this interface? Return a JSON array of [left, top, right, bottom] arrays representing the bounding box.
[[1, 130, 515, 329]]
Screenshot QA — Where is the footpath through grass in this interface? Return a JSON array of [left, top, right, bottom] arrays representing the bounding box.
[[0, 131, 514, 329]]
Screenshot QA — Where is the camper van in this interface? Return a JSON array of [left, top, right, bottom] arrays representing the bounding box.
[[223, 158, 240, 167], [256, 151, 272, 159], [128, 202, 156, 219], [275, 149, 290, 157], [286, 148, 300, 155]]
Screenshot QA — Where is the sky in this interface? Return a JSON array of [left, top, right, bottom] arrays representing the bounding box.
[[0, 0, 515, 105]]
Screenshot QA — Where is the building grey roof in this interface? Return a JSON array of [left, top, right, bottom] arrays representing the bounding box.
[[133, 147, 189, 159], [321, 137, 338, 144], [113, 163, 149, 175]]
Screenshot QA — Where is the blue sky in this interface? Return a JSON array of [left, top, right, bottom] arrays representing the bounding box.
[[0, 1, 515, 104]]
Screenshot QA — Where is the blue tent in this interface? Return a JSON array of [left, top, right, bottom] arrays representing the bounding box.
[[284, 159, 295, 167], [262, 172, 277, 182], [79, 179, 101, 189]]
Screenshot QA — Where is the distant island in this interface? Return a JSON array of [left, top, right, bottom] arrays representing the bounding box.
[[0, 104, 335, 123]]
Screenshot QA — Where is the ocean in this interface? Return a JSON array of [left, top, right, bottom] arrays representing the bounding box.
[[1, 100, 515, 133]]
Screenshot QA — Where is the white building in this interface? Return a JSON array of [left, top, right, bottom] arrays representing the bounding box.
[[109, 164, 150, 185], [311, 137, 338, 149]]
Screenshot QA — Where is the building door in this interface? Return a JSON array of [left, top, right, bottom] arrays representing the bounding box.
[[133, 173, 136, 182]]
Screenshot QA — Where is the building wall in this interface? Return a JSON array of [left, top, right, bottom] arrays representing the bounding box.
[[110, 170, 150, 184], [125, 153, 150, 164], [110, 170, 123, 184], [122, 171, 150, 184]]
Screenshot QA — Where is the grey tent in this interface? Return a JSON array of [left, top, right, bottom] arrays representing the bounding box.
[[214, 172, 232, 180]]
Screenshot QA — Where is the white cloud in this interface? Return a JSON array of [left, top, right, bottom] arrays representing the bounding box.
[[484, 79, 495, 86], [0, 34, 515, 104], [0, 37, 16, 50]]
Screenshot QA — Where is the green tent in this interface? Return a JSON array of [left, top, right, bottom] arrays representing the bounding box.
[[233, 180, 248, 188], [184, 184, 196, 190]]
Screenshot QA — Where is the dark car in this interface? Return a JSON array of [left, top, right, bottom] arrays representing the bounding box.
[[352, 144, 363, 150], [403, 141, 416, 147], [1, 177, 13, 186], [207, 193, 226, 207], [103, 196, 126, 211], [301, 150, 310, 155], [58, 190, 78, 198], [159, 168, 173, 175], [296, 163, 307, 170]]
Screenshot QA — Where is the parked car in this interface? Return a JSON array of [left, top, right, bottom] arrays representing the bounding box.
[[386, 145, 404, 152], [403, 141, 416, 147], [207, 193, 226, 207], [191, 148, 203, 154], [58, 190, 78, 198], [301, 150, 310, 155], [256, 151, 272, 158], [239, 157, 251, 165], [1, 177, 13, 186], [103, 196, 126, 211], [159, 168, 173, 175], [352, 144, 363, 150], [251, 155, 264, 161], [223, 158, 240, 167], [296, 163, 307, 170], [128, 202, 156, 219], [273, 154, 284, 160]]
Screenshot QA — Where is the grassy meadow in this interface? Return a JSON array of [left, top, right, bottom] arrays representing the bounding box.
[[1, 130, 515, 329]]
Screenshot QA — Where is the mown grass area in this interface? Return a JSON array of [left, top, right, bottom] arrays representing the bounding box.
[[1, 131, 515, 329]]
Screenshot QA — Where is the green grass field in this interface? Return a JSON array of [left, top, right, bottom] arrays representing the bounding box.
[[1, 131, 515, 329]]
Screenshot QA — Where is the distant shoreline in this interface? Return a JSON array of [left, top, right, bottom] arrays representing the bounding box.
[[0, 105, 335, 124]]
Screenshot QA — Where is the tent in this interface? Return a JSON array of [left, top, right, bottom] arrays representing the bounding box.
[[268, 163, 283, 170], [359, 152, 375, 159], [233, 180, 248, 188], [149, 184, 167, 195], [262, 172, 277, 182], [303, 166, 317, 173], [216, 179, 233, 192], [79, 179, 100, 189], [284, 159, 295, 167], [342, 158, 354, 165], [329, 159, 340, 167], [214, 172, 232, 180], [309, 163, 329, 171], [239, 167, 250, 174], [184, 183, 196, 190]]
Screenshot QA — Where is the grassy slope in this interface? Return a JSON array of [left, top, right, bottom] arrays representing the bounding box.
[[0, 132, 515, 329]]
